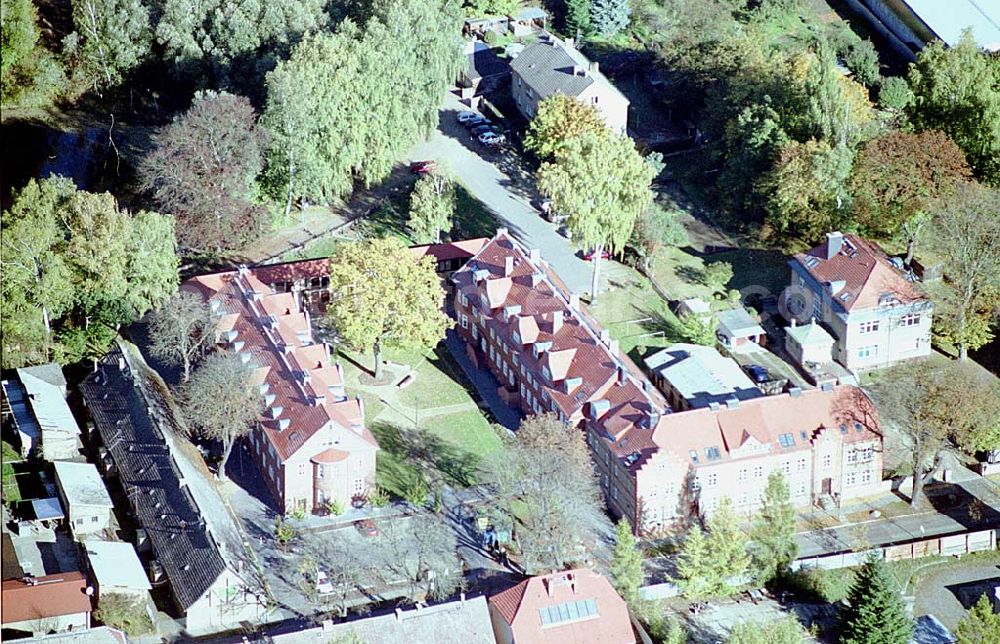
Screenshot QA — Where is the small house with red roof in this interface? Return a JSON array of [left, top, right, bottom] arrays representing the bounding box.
[[184, 266, 378, 515], [488, 569, 635, 644], [786, 232, 933, 371], [1, 571, 93, 637]]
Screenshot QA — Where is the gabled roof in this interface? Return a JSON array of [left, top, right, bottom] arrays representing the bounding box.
[[510, 32, 627, 105], [81, 342, 231, 611], [1, 571, 91, 624], [489, 569, 635, 644], [793, 233, 926, 312], [183, 268, 376, 463], [16, 364, 79, 441]]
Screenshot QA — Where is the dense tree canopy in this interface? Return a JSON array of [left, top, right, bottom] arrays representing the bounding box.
[[524, 94, 608, 159], [908, 30, 1000, 187], [591, 0, 630, 37], [1, 0, 66, 106], [263, 0, 463, 210], [1, 177, 178, 368], [141, 91, 268, 252], [326, 237, 450, 380], [537, 130, 654, 299], [66, 0, 152, 91]]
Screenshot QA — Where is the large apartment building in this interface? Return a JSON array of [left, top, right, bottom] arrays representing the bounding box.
[[184, 267, 378, 514], [786, 232, 933, 372], [452, 232, 884, 532]]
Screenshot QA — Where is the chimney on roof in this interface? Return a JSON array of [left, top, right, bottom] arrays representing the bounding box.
[[565, 37, 574, 49], [573, 65, 585, 76], [789, 387, 802, 397], [569, 294, 580, 310], [504, 256, 515, 276], [395, 608, 403, 622], [313, 394, 326, 407], [790, 318, 797, 328], [821, 382, 834, 392], [617, 365, 627, 385], [826, 231, 844, 260], [709, 401, 721, 412], [609, 339, 620, 356], [529, 248, 541, 263], [552, 310, 563, 333], [497, 227, 509, 236], [725, 397, 739, 409], [589, 61, 599, 74], [600, 329, 611, 345]]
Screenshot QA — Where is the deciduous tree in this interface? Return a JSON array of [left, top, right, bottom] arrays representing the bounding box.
[[141, 91, 268, 252], [177, 351, 263, 481], [524, 94, 607, 159], [376, 511, 462, 603], [481, 414, 608, 574], [908, 29, 1000, 187], [537, 131, 654, 300], [700, 261, 733, 294], [706, 497, 750, 595], [93, 593, 153, 636], [749, 470, 797, 583], [676, 312, 716, 346], [408, 172, 455, 243], [628, 204, 687, 273], [850, 130, 972, 264], [927, 183, 1000, 360], [1, 0, 65, 106], [610, 518, 643, 603], [66, 0, 151, 90], [326, 237, 450, 381], [839, 552, 913, 644], [956, 593, 1000, 644], [147, 291, 214, 382], [762, 139, 853, 240]]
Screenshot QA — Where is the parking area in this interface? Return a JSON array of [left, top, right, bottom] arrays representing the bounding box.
[[912, 552, 1000, 630]]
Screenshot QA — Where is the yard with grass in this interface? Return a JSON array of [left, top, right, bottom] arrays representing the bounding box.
[[790, 554, 964, 603], [2, 440, 22, 503], [338, 343, 501, 500]]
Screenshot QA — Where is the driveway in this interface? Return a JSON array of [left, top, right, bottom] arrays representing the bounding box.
[[410, 93, 592, 294]]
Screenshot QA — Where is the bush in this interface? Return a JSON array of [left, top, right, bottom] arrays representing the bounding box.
[[94, 593, 154, 636], [289, 507, 307, 521], [369, 487, 390, 508], [326, 499, 346, 516]]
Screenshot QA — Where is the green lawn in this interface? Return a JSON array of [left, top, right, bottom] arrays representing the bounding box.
[[648, 246, 792, 304], [427, 408, 502, 455], [2, 441, 22, 504]]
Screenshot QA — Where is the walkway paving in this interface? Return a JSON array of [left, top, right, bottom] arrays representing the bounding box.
[[410, 93, 593, 295], [442, 329, 521, 431]]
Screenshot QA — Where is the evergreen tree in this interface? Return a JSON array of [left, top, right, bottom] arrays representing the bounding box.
[[564, 0, 591, 38], [674, 524, 712, 599], [956, 593, 1000, 644], [749, 471, 797, 584], [590, 0, 629, 38], [839, 552, 913, 644], [610, 518, 644, 603], [706, 497, 750, 594]]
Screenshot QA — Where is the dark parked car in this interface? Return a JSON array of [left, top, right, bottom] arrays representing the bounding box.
[[744, 364, 770, 383], [409, 160, 437, 174], [471, 124, 499, 136]]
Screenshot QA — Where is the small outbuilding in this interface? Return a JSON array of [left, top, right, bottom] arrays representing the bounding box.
[[1, 571, 93, 637], [716, 307, 766, 350], [84, 540, 151, 600], [53, 461, 114, 539], [785, 318, 835, 367]]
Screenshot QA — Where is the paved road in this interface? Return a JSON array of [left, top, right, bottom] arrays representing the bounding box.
[[410, 94, 592, 294], [795, 477, 1000, 558]]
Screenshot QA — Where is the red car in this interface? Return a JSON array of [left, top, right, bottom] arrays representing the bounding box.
[[355, 519, 379, 537], [410, 160, 437, 175], [583, 248, 611, 261]]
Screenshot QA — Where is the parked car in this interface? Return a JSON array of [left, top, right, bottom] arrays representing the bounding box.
[[457, 111, 479, 123], [744, 364, 770, 383], [316, 569, 334, 595], [471, 124, 500, 137], [465, 116, 491, 128], [356, 519, 379, 537], [409, 160, 437, 174], [478, 132, 505, 146], [582, 248, 611, 261]]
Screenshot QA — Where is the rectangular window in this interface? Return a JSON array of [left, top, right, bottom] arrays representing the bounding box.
[[823, 454, 832, 469], [753, 466, 764, 479], [859, 320, 880, 334], [778, 433, 795, 448], [797, 458, 807, 472], [461, 314, 468, 329], [738, 469, 748, 482], [847, 451, 858, 464], [707, 472, 718, 486], [861, 471, 872, 484], [472, 325, 478, 339], [846, 472, 857, 486], [459, 292, 468, 307], [901, 313, 920, 327], [857, 345, 879, 359], [91, 515, 99, 523]]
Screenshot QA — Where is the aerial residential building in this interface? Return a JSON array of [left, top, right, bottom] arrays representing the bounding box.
[[784, 318, 836, 368], [184, 266, 378, 514], [510, 32, 630, 133], [786, 232, 933, 372], [82, 341, 262, 634], [270, 595, 495, 644], [452, 233, 885, 532], [716, 307, 766, 350], [488, 568, 635, 644], [1, 363, 81, 460], [53, 461, 115, 539], [643, 343, 763, 411], [83, 540, 152, 601], [1, 571, 92, 637]]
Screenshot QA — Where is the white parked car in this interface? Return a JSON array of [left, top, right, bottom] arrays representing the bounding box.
[[478, 132, 505, 146], [457, 111, 479, 123], [316, 569, 334, 595]]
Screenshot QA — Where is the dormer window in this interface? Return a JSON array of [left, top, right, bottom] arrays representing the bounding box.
[[512, 331, 522, 344], [542, 366, 551, 382]]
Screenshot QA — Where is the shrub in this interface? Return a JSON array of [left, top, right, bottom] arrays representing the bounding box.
[[369, 487, 390, 508], [326, 499, 346, 516]]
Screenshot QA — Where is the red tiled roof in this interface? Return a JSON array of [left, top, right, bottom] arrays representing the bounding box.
[[648, 385, 881, 467], [410, 238, 489, 263], [794, 233, 925, 311], [451, 232, 667, 425], [488, 569, 635, 644], [252, 258, 331, 286], [1, 572, 92, 624], [182, 268, 377, 463]]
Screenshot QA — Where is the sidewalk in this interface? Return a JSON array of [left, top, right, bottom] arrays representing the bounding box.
[[443, 329, 521, 431]]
